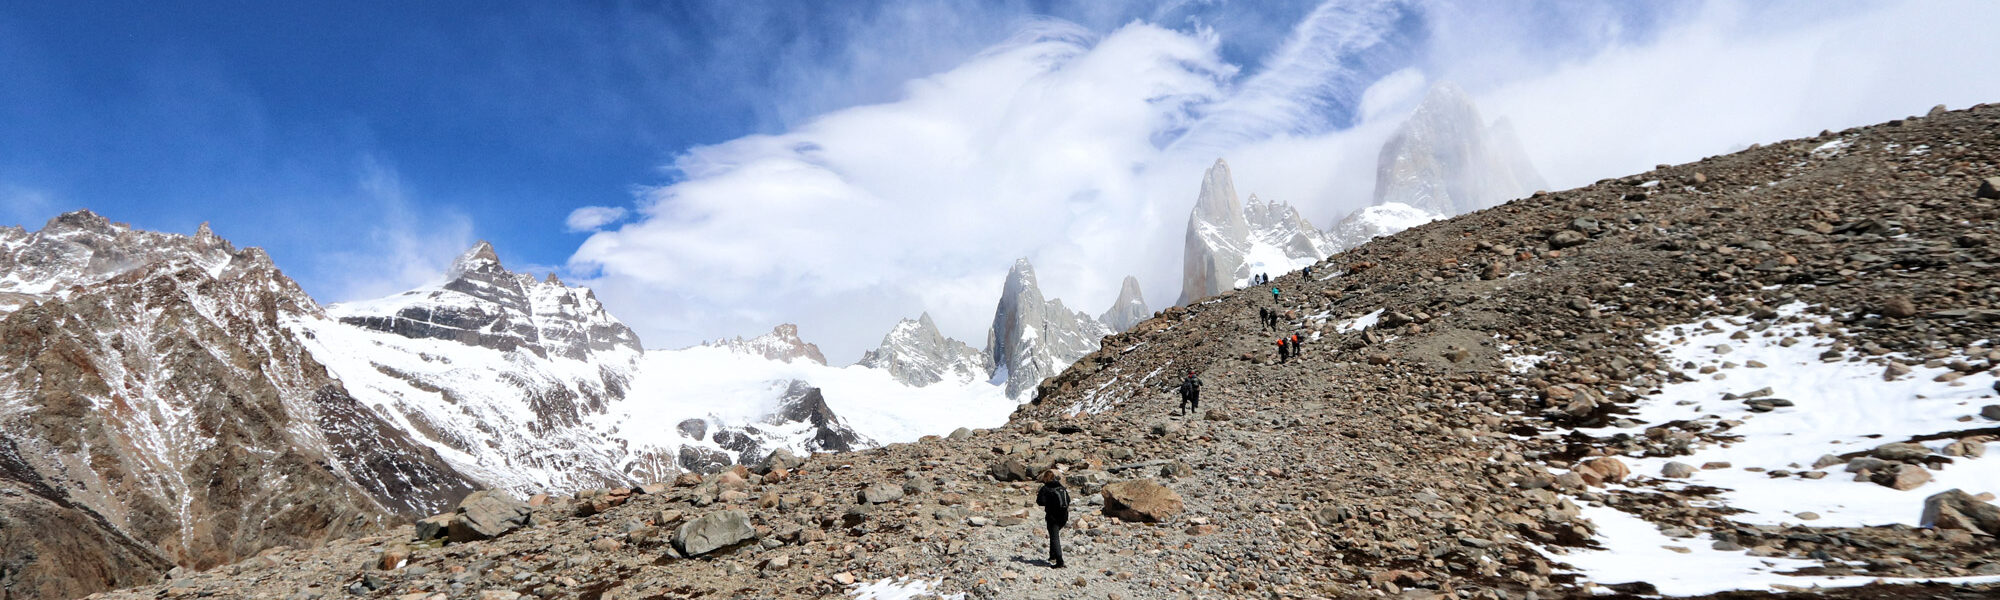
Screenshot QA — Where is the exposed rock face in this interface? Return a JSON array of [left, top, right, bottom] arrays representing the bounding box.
[[334, 242, 641, 361], [0, 212, 477, 598], [767, 381, 869, 453], [1179, 161, 1336, 304], [1098, 276, 1151, 333], [1372, 81, 1546, 218], [857, 313, 991, 387], [312, 242, 650, 493], [985, 259, 1111, 400], [1180, 159, 1252, 305], [705, 324, 828, 365], [0, 211, 237, 317]]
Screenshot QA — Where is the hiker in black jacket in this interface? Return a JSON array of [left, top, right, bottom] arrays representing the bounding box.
[[1177, 370, 1202, 416], [1036, 469, 1070, 568]]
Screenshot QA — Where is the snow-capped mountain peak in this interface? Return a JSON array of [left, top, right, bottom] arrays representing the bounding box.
[[704, 323, 829, 365], [857, 312, 992, 387]]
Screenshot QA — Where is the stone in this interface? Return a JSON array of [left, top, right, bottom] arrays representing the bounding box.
[[1872, 464, 1931, 491], [948, 427, 974, 441], [1978, 177, 2000, 200], [1943, 440, 1985, 458], [1579, 457, 1630, 484], [413, 514, 453, 542], [1549, 230, 1589, 249], [1744, 398, 1794, 412], [1981, 405, 2000, 421], [1101, 479, 1185, 523], [1871, 443, 1931, 463], [377, 543, 410, 570], [1922, 489, 2000, 535], [1846, 457, 1892, 473], [1883, 362, 1911, 381], [755, 449, 802, 475], [1204, 408, 1232, 421], [1880, 296, 1918, 318], [672, 509, 755, 557], [478, 591, 522, 600], [1660, 462, 1697, 478], [1812, 454, 1847, 469], [447, 490, 532, 543], [858, 483, 905, 504], [989, 456, 1032, 482]]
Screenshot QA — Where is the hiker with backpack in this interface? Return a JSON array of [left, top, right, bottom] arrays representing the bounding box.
[[1277, 337, 1289, 363], [1177, 370, 1202, 416], [1036, 468, 1070, 568]]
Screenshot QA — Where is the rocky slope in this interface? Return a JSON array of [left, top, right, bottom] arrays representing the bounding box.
[[82, 101, 2000, 600], [0, 214, 477, 599], [985, 258, 1112, 400], [1180, 159, 1336, 304], [856, 313, 992, 387]]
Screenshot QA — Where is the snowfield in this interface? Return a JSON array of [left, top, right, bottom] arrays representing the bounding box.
[[1539, 303, 2000, 594], [1583, 303, 1999, 527]]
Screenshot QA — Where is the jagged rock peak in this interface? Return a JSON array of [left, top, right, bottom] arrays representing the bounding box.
[[1180, 162, 1334, 305], [986, 257, 1111, 400], [1, 209, 267, 318], [449, 240, 504, 278], [331, 240, 643, 360], [709, 324, 829, 365], [1099, 275, 1150, 333], [1373, 80, 1547, 217], [858, 312, 992, 387]]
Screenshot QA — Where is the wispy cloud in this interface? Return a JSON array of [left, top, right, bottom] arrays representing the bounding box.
[[0, 183, 54, 227], [313, 158, 475, 303]]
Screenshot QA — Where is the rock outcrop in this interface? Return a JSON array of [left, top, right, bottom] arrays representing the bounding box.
[[1098, 276, 1151, 333], [857, 313, 991, 387], [984, 259, 1111, 400]]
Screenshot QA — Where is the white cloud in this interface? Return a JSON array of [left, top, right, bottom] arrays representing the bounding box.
[[564, 205, 628, 232], [314, 159, 476, 303], [570, 0, 2000, 363]]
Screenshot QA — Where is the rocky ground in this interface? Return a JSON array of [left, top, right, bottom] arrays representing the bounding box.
[[84, 105, 2000, 599]]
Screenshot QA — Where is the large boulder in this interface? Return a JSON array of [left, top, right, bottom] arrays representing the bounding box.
[[754, 448, 803, 475], [413, 513, 453, 542], [1922, 489, 2000, 535], [1101, 479, 1184, 523], [673, 509, 755, 558], [1872, 442, 1931, 463], [857, 483, 905, 504], [989, 456, 1032, 482], [447, 490, 532, 543], [1872, 464, 1931, 491]]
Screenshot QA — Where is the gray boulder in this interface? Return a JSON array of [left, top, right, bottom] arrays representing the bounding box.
[[858, 483, 905, 504], [447, 490, 532, 543], [673, 509, 755, 558], [1922, 489, 2000, 535]]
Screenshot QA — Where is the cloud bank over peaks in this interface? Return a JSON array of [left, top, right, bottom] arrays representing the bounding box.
[[569, 22, 1241, 361]]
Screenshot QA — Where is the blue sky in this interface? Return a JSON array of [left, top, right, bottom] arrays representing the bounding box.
[[4, 1, 1996, 360]]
